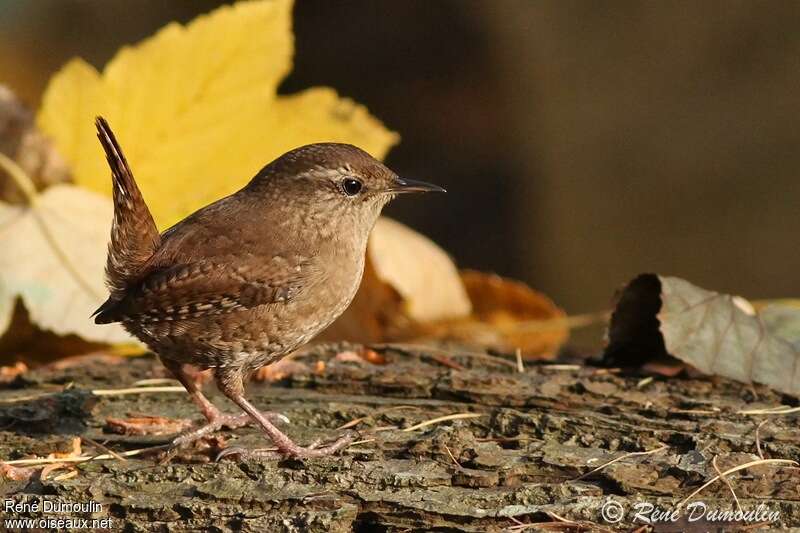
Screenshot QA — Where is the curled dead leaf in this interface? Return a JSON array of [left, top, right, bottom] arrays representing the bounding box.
[[605, 274, 800, 396], [323, 220, 567, 358], [420, 271, 569, 359]]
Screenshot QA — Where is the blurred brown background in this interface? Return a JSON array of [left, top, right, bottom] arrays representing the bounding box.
[[2, 0, 798, 314]]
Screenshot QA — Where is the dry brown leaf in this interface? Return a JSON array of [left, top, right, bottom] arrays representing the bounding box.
[[420, 271, 568, 359], [1, 437, 84, 481], [322, 217, 472, 343], [105, 416, 192, 436], [605, 274, 800, 396], [0, 361, 27, 382], [252, 358, 311, 382], [322, 220, 567, 358], [0, 461, 37, 481], [0, 85, 70, 204], [48, 436, 82, 459]]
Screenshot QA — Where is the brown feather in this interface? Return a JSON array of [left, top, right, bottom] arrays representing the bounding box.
[[96, 258, 309, 323], [95, 117, 160, 298]]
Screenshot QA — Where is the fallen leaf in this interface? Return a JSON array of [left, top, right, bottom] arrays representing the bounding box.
[[1, 437, 84, 481], [0, 85, 71, 204], [252, 358, 310, 382], [419, 271, 569, 359], [0, 180, 130, 345], [333, 351, 365, 364], [322, 221, 567, 358], [367, 217, 472, 323], [0, 361, 27, 382], [105, 416, 193, 436], [37, 0, 398, 230], [605, 274, 800, 396], [322, 217, 472, 343], [359, 347, 386, 365], [0, 461, 37, 481], [48, 436, 82, 459]]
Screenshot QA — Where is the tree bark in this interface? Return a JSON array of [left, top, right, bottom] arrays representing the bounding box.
[[1, 344, 798, 531]]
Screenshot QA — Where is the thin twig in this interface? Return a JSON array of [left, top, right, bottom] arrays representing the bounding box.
[[443, 444, 463, 469], [538, 364, 582, 371], [3, 445, 167, 466], [0, 385, 187, 404], [131, 378, 181, 387], [755, 420, 768, 460], [669, 408, 721, 415], [428, 354, 466, 370], [738, 405, 800, 415], [571, 444, 668, 481], [402, 413, 483, 432], [82, 436, 127, 462], [336, 405, 419, 430], [515, 348, 525, 373], [0, 391, 63, 404], [92, 386, 185, 396], [712, 455, 742, 513], [545, 511, 575, 524], [678, 458, 798, 508], [51, 470, 78, 482], [347, 438, 376, 447]]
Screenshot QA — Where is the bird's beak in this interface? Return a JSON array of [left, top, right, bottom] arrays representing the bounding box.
[[385, 177, 446, 194]]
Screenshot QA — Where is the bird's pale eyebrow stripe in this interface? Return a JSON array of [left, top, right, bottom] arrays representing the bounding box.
[[302, 168, 349, 180]]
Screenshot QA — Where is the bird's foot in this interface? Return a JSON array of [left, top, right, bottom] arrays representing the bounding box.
[[160, 411, 290, 462], [215, 431, 356, 461]]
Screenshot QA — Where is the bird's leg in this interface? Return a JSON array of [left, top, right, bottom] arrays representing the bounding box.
[[161, 359, 288, 451], [214, 367, 354, 461]]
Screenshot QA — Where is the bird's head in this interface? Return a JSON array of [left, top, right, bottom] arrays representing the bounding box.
[[247, 143, 444, 239]]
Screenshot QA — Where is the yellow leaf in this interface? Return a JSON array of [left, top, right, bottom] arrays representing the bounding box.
[[0, 177, 130, 345], [37, 0, 398, 229]]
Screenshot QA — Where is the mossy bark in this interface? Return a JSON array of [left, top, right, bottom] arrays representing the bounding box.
[[1, 344, 798, 531]]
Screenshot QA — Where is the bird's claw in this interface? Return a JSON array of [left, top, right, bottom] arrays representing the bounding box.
[[215, 431, 356, 462], [159, 410, 290, 463]]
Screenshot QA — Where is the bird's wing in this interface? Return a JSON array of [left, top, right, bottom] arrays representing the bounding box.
[[96, 117, 161, 298], [93, 255, 310, 324]]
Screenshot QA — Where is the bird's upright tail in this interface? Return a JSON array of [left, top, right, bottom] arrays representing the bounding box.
[[95, 117, 160, 300]]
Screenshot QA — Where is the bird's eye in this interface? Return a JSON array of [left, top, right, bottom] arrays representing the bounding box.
[[341, 178, 363, 196]]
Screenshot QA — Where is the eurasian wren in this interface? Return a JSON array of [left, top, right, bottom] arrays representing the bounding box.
[[92, 117, 444, 459]]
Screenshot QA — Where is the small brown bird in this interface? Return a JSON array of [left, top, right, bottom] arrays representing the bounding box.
[[92, 117, 443, 459]]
